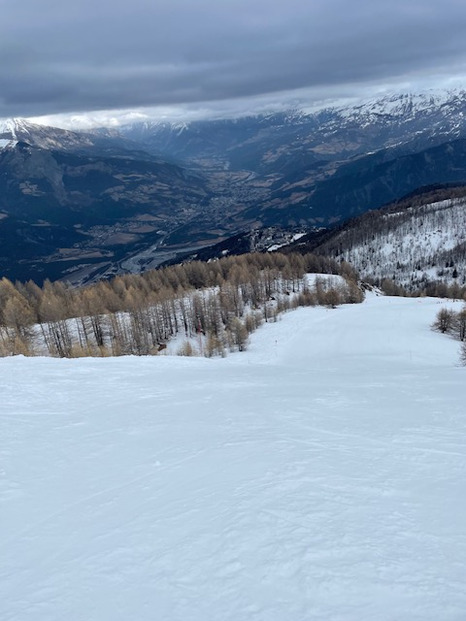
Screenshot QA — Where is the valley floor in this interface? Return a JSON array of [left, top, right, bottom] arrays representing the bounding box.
[[1, 294, 465, 620]]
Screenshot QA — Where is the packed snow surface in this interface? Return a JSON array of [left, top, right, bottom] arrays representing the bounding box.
[[1, 295, 465, 621]]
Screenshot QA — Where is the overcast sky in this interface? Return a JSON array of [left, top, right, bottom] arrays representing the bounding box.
[[1, 0, 466, 125]]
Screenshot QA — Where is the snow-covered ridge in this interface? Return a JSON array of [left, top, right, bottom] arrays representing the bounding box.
[[0, 117, 104, 151], [0, 118, 29, 148], [333, 89, 466, 121], [0, 117, 33, 136], [128, 89, 466, 129], [324, 197, 466, 288]]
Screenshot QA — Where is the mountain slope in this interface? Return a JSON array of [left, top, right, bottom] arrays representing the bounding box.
[[120, 90, 466, 170], [1, 295, 465, 620], [232, 138, 466, 230], [0, 118, 154, 159], [299, 187, 466, 289], [0, 141, 210, 283], [120, 89, 466, 230]]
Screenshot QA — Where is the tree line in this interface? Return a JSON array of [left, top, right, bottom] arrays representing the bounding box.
[[376, 277, 466, 300], [0, 251, 362, 358], [432, 305, 466, 365]]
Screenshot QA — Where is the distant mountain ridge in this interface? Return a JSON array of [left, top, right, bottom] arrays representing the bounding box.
[[2, 88, 466, 283], [118, 89, 466, 165], [0, 118, 158, 159], [118, 88, 466, 228]]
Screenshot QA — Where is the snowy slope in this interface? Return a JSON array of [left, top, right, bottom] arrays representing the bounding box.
[[1, 295, 465, 621], [316, 197, 466, 288], [0, 118, 22, 149]]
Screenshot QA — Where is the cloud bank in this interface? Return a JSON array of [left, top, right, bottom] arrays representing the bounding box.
[[1, 0, 466, 120]]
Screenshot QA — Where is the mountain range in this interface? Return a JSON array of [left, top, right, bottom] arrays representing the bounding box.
[[2, 88, 466, 284]]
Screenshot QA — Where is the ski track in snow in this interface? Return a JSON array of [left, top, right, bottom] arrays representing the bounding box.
[[0, 294, 465, 621]]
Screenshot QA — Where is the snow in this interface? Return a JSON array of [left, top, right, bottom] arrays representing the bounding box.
[[267, 232, 306, 252], [0, 118, 23, 148], [332, 198, 466, 287], [330, 89, 466, 124], [0, 118, 32, 135], [1, 295, 465, 621]]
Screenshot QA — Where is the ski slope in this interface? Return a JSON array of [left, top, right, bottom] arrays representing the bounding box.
[[1, 294, 465, 621]]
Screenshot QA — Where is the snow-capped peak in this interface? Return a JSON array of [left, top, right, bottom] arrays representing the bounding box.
[[0, 117, 33, 136], [0, 118, 34, 148], [314, 88, 466, 123]]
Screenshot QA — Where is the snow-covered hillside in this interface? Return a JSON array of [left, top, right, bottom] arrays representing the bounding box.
[[1, 295, 465, 620], [0, 118, 113, 156], [0, 118, 23, 148], [317, 197, 466, 289]]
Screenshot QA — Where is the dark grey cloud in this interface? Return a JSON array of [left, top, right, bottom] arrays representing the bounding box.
[[1, 0, 466, 119]]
